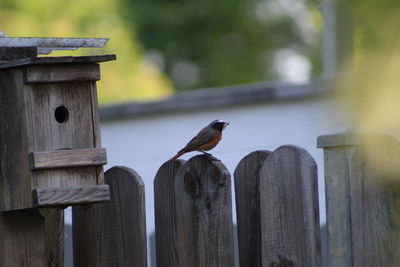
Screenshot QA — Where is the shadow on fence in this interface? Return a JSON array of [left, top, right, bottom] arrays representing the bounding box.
[[70, 134, 400, 267]]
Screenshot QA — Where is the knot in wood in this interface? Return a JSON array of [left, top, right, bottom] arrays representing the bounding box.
[[184, 169, 200, 197]]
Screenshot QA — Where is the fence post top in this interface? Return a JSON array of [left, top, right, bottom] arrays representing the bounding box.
[[317, 129, 399, 148], [183, 154, 230, 175], [105, 165, 145, 186], [158, 159, 186, 170], [317, 128, 365, 148]]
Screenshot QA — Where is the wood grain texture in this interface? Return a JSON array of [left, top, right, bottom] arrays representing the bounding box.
[[155, 155, 234, 267], [25, 64, 100, 83], [41, 209, 65, 267], [0, 210, 46, 266], [154, 159, 185, 267], [0, 63, 105, 210], [0, 54, 116, 69], [349, 135, 400, 266], [234, 150, 271, 267], [260, 145, 321, 266], [29, 148, 107, 170], [0, 68, 33, 210], [88, 81, 105, 184], [32, 185, 110, 207], [28, 80, 99, 190], [322, 146, 355, 267], [72, 166, 147, 267]]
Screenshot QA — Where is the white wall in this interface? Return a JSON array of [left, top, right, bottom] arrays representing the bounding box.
[[86, 96, 348, 237]]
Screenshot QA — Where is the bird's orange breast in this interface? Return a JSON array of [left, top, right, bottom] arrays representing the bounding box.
[[196, 132, 222, 151]]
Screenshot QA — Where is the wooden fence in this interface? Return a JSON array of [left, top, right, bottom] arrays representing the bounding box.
[[2, 132, 398, 266], [68, 132, 400, 267]]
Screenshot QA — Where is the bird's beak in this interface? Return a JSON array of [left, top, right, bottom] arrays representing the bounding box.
[[223, 122, 230, 129]]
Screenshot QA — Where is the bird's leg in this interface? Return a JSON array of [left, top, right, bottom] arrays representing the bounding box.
[[200, 151, 220, 161]]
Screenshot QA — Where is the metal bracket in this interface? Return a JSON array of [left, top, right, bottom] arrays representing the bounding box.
[[0, 33, 109, 55]]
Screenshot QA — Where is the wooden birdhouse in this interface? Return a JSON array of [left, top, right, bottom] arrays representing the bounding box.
[[0, 37, 115, 211]]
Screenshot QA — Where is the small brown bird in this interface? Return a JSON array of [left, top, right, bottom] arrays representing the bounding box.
[[169, 119, 230, 161]]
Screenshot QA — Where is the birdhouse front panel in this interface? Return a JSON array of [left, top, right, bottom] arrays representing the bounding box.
[[0, 55, 115, 211], [27, 78, 99, 189]]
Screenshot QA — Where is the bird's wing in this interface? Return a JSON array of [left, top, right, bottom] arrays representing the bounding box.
[[180, 127, 217, 152]]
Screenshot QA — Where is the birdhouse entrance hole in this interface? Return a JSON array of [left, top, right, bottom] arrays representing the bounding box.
[[54, 106, 69, 123]]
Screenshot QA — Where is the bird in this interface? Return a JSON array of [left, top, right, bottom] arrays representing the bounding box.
[[169, 119, 230, 161]]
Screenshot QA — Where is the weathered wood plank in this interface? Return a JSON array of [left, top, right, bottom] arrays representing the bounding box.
[[0, 210, 46, 266], [234, 150, 271, 267], [89, 81, 105, 184], [0, 54, 116, 69], [155, 155, 234, 267], [0, 68, 33, 210], [260, 145, 321, 266], [0, 47, 37, 61], [317, 130, 360, 267], [154, 159, 185, 267], [29, 148, 107, 170], [28, 80, 99, 190], [32, 185, 110, 207], [349, 135, 400, 266], [321, 146, 354, 267], [41, 209, 65, 267], [0, 57, 107, 210], [72, 166, 147, 267], [25, 64, 100, 83]]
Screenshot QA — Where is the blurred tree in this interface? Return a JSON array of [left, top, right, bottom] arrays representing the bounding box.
[[0, 0, 173, 103], [122, 0, 322, 90]]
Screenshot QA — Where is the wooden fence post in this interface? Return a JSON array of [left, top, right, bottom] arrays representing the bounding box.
[[154, 155, 235, 267], [43, 209, 64, 267], [349, 135, 400, 266], [154, 159, 185, 267], [317, 131, 362, 267], [72, 166, 147, 267], [0, 208, 63, 267], [234, 150, 271, 267], [236, 146, 321, 266], [0, 210, 47, 266]]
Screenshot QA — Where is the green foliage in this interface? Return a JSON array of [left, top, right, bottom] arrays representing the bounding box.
[[0, 0, 173, 103], [0, 0, 322, 101], [122, 0, 322, 90]]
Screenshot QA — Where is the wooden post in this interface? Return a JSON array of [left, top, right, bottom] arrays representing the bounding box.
[[72, 166, 147, 267], [317, 131, 362, 267], [234, 150, 271, 267], [154, 155, 235, 267], [0, 210, 47, 266], [349, 135, 400, 266], [258, 145, 321, 266], [154, 159, 185, 267], [42, 209, 65, 267]]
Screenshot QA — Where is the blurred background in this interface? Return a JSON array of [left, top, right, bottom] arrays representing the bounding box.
[[3, 0, 400, 265], [0, 0, 322, 103]]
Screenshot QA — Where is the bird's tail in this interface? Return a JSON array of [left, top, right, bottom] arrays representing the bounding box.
[[168, 150, 186, 162]]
